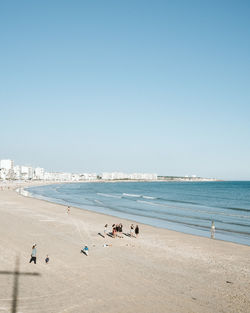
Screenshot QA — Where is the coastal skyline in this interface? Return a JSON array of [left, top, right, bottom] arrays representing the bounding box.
[[2, 158, 213, 182], [1, 1, 250, 180]]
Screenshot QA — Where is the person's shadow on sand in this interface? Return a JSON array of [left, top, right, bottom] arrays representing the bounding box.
[[81, 250, 88, 256]]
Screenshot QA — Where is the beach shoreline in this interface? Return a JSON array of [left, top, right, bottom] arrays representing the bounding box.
[[0, 186, 249, 313], [21, 181, 250, 247]]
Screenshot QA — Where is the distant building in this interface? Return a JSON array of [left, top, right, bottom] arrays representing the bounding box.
[[44, 172, 72, 181], [101, 172, 127, 180], [131, 173, 157, 180], [101, 172, 157, 180], [13, 165, 21, 180], [0, 159, 14, 179], [21, 166, 33, 180], [0, 159, 14, 170], [58, 172, 72, 181], [72, 173, 80, 181], [0, 158, 158, 182], [34, 167, 45, 180], [78, 173, 97, 181]]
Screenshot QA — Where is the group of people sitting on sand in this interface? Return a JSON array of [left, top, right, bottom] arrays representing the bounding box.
[[103, 223, 139, 238], [112, 223, 123, 238]]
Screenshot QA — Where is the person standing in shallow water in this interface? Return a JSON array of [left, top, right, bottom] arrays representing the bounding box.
[[29, 244, 37, 264], [211, 221, 215, 239]]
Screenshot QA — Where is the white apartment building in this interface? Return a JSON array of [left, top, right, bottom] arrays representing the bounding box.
[[34, 167, 45, 180], [0, 159, 14, 180], [79, 173, 97, 181], [129, 173, 158, 180], [44, 172, 54, 181], [72, 174, 80, 181], [0, 169, 7, 180], [58, 172, 72, 181], [21, 166, 33, 180], [13, 165, 21, 180], [101, 172, 125, 180], [0, 159, 14, 170], [101, 172, 157, 180], [44, 172, 72, 181]]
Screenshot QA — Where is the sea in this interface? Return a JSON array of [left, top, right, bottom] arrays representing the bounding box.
[[25, 181, 250, 246]]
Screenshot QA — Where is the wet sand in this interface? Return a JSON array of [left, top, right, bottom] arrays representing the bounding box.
[[0, 186, 249, 313]]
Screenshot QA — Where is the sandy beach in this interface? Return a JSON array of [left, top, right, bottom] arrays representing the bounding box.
[[0, 185, 249, 313]]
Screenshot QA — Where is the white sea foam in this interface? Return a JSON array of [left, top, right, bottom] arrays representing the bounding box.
[[123, 193, 141, 197], [97, 193, 121, 199], [137, 200, 157, 205], [142, 195, 156, 199]]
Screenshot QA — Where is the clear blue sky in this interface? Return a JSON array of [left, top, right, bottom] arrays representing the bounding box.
[[0, 0, 250, 179]]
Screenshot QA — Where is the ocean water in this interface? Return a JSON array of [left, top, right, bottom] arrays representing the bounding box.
[[25, 181, 250, 246]]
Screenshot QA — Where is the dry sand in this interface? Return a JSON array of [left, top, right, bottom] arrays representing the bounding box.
[[0, 185, 249, 313]]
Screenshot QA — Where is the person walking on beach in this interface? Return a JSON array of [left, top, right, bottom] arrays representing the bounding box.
[[112, 224, 117, 238], [211, 221, 215, 239], [119, 223, 123, 238], [29, 244, 37, 264], [130, 224, 134, 237], [135, 225, 139, 238], [67, 206, 70, 214], [45, 255, 49, 264], [104, 224, 108, 236], [115, 224, 119, 236]]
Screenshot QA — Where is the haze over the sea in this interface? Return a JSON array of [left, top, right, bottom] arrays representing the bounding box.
[[0, 1, 249, 180]]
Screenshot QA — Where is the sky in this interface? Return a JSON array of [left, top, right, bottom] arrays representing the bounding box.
[[0, 0, 250, 180]]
